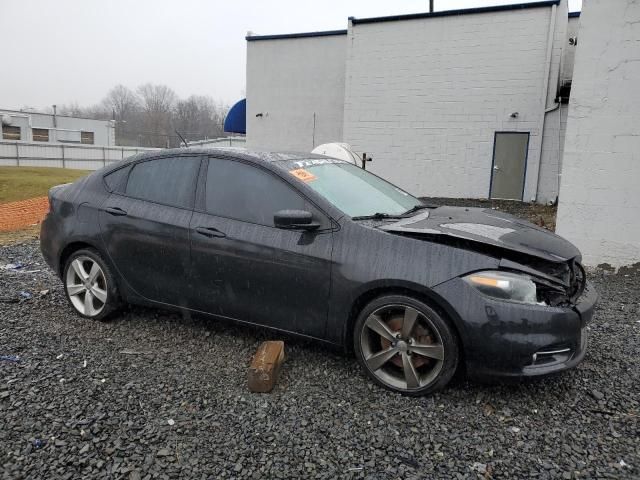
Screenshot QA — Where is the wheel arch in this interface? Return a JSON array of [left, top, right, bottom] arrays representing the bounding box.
[[343, 281, 468, 370], [58, 240, 103, 276]]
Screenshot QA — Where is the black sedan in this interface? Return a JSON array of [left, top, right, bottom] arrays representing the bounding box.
[[40, 148, 597, 395]]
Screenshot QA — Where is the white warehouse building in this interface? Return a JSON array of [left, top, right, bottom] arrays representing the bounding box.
[[246, 0, 579, 203], [1, 108, 115, 146]]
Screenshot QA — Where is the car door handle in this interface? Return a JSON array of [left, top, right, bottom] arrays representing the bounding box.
[[104, 206, 128, 216], [195, 226, 226, 238], [493, 166, 501, 171]]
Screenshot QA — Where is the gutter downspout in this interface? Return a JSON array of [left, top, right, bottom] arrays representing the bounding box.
[[534, 3, 557, 203]]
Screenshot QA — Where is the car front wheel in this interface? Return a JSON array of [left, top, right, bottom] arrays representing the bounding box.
[[63, 248, 120, 321], [354, 295, 459, 396]]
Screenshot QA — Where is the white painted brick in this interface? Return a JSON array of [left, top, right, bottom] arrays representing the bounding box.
[[246, 34, 346, 151], [556, 0, 640, 267], [343, 3, 567, 200]]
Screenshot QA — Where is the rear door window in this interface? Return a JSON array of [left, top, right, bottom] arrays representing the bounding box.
[[103, 166, 130, 192], [205, 157, 307, 226], [125, 156, 201, 209]]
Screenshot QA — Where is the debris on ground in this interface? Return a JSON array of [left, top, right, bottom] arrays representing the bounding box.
[[0, 355, 20, 363], [119, 349, 152, 355], [248, 340, 286, 393], [471, 462, 488, 475], [1, 262, 24, 271]]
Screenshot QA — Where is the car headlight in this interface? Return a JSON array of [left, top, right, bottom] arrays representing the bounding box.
[[463, 271, 540, 304]]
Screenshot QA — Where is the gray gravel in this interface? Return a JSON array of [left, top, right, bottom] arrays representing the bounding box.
[[1, 240, 639, 479]]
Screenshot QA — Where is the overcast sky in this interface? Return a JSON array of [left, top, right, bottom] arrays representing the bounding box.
[[0, 0, 582, 112]]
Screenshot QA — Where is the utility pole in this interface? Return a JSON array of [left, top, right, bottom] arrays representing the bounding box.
[[429, 0, 434, 13]]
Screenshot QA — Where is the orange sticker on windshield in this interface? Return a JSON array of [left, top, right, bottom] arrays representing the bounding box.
[[289, 168, 317, 182]]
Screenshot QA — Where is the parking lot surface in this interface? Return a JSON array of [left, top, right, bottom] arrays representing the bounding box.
[[1, 240, 638, 479]]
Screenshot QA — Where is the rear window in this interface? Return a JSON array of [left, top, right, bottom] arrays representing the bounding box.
[[125, 157, 201, 209]]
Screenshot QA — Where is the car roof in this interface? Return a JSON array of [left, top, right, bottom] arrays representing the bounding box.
[[98, 147, 349, 176], [110, 147, 332, 169]]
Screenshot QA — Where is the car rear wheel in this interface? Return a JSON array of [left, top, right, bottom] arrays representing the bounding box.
[[63, 248, 120, 321], [354, 295, 459, 396]]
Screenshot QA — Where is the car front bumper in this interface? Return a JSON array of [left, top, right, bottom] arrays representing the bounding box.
[[433, 277, 598, 381]]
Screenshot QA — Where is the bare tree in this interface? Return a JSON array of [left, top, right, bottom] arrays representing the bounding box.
[[173, 95, 226, 144], [136, 83, 177, 147], [100, 85, 140, 145], [57, 102, 109, 120], [53, 83, 230, 147], [102, 85, 139, 121]]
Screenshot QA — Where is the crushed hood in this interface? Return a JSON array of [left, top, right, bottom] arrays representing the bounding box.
[[379, 206, 580, 263]]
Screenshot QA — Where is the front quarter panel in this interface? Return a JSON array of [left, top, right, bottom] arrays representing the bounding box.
[[327, 220, 500, 345]]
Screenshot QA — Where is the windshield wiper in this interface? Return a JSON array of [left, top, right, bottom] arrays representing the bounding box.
[[402, 203, 436, 215], [352, 203, 437, 221], [351, 212, 405, 221]]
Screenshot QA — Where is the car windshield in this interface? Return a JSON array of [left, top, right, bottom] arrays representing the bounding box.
[[293, 162, 420, 218]]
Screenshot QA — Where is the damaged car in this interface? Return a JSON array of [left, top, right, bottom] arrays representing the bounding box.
[[40, 148, 598, 395]]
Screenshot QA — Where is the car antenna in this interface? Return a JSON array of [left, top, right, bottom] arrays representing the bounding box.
[[175, 130, 189, 148]]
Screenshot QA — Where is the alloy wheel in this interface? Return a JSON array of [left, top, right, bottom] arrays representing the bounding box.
[[65, 256, 108, 317], [359, 304, 445, 391]]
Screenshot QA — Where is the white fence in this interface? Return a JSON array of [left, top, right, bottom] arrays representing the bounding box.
[[0, 137, 247, 171], [0, 141, 159, 170]]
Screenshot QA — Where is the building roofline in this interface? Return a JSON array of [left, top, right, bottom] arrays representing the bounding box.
[[568, 11, 581, 18], [349, 0, 560, 25], [246, 29, 347, 42], [0, 108, 111, 123]]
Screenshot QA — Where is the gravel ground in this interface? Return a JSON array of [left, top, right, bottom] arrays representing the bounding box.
[[1, 239, 639, 479]]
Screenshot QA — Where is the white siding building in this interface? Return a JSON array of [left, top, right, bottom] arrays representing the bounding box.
[[556, 0, 640, 267], [246, 0, 579, 203], [1, 109, 115, 146], [246, 31, 346, 152]]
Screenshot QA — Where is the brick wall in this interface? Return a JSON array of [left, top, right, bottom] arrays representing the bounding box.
[[556, 0, 640, 267]]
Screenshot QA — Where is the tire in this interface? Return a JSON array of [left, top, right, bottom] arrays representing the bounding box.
[[353, 294, 459, 396], [62, 248, 121, 321]]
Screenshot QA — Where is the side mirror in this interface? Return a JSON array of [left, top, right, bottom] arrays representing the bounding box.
[[274, 210, 320, 231]]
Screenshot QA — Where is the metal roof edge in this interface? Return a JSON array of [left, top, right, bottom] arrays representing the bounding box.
[[350, 1, 561, 25], [246, 29, 347, 42], [0, 108, 112, 123]]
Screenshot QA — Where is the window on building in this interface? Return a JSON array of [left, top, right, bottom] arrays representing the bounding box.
[[2, 125, 21, 141], [32, 128, 49, 142], [81, 131, 94, 144], [205, 157, 307, 226], [125, 156, 201, 209]]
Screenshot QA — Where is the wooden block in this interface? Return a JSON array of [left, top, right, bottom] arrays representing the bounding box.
[[248, 341, 285, 393]]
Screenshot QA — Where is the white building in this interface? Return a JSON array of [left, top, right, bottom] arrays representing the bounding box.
[[1, 109, 115, 146], [556, 0, 640, 267], [246, 0, 580, 203]]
